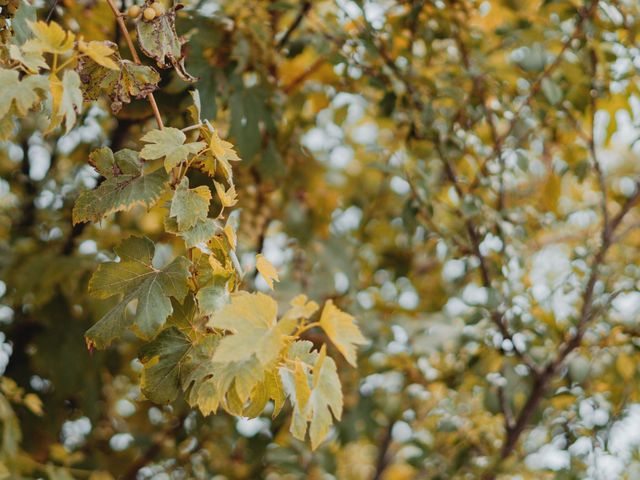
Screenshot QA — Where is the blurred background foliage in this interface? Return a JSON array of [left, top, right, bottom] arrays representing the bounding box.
[[3, 0, 640, 478]]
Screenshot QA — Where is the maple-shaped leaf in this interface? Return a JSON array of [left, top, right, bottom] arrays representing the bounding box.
[[139, 327, 192, 404], [136, 7, 197, 82], [23, 20, 74, 54], [73, 147, 169, 224], [85, 237, 191, 349], [318, 300, 366, 367], [208, 292, 297, 366], [140, 127, 205, 172], [169, 178, 211, 231], [77, 45, 160, 113], [9, 44, 48, 73], [213, 181, 238, 208], [194, 128, 241, 180], [280, 341, 343, 449], [0, 68, 47, 118], [282, 295, 319, 322], [49, 69, 83, 133], [77, 39, 118, 70], [256, 254, 279, 290]]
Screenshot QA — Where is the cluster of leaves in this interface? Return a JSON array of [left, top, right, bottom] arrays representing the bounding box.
[[0, 0, 366, 473]]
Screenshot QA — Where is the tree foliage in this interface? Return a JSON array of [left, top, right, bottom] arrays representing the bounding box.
[[2, 0, 640, 478]]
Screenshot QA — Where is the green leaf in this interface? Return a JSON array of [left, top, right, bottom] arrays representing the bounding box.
[[280, 341, 343, 449], [196, 283, 228, 317], [136, 8, 197, 82], [165, 216, 221, 248], [85, 237, 191, 349], [207, 292, 297, 366], [140, 127, 205, 172], [73, 147, 169, 224], [0, 68, 48, 118], [77, 48, 160, 113], [318, 300, 366, 367], [11, 0, 37, 46], [169, 178, 211, 231], [139, 327, 192, 404]]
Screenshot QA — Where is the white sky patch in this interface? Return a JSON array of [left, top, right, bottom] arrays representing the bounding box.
[[390, 176, 410, 195], [109, 433, 134, 451], [612, 292, 640, 322], [236, 417, 270, 437]]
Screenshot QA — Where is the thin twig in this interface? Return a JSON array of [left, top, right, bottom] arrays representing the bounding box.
[[276, 1, 311, 51], [104, 0, 164, 130]]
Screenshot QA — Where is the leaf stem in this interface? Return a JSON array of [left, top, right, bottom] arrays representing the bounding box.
[[295, 321, 321, 336]]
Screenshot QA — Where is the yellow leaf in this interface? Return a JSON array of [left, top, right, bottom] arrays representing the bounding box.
[[49, 70, 83, 133], [78, 39, 119, 70], [319, 300, 366, 367], [616, 352, 635, 381], [214, 181, 238, 207], [283, 294, 319, 321], [224, 224, 236, 250], [208, 255, 231, 276], [24, 21, 75, 54], [256, 254, 279, 290], [23, 393, 43, 416], [193, 185, 212, 202], [294, 360, 311, 410], [209, 130, 241, 162]]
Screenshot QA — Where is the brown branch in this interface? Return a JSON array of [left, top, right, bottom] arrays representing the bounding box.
[[276, 0, 311, 51], [490, 182, 640, 474], [104, 0, 164, 130], [372, 420, 395, 480]]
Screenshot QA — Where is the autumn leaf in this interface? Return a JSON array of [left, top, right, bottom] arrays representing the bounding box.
[[49, 70, 83, 133], [318, 300, 366, 367], [280, 341, 343, 449], [77, 39, 118, 70], [136, 7, 197, 82], [9, 44, 48, 73], [78, 47, 160, 113], [0, 68, 48, 118], [207, 292, 296, 366], [256, 254, 279, 290], [213, 181, 238, 208], [140, 127, 205, 171], [23, 20, 74, 54]]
